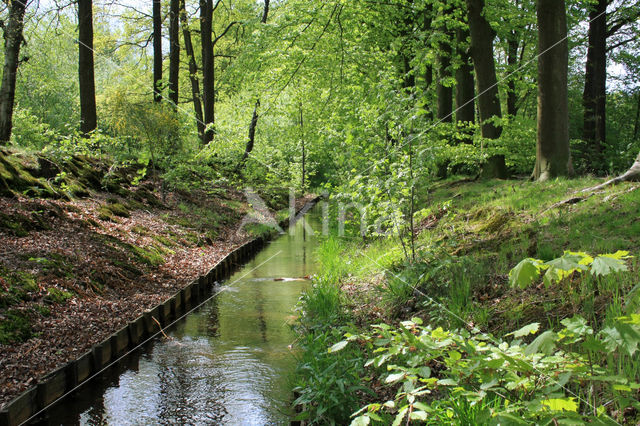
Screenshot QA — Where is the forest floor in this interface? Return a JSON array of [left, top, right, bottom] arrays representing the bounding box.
[[0, 149, 307, 408]]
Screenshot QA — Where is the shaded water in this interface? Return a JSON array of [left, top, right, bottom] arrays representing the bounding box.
[[39, 206, 322, 425]]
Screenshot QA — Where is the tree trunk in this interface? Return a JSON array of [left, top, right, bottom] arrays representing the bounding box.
[[465, 0, 507, 178], [153, 0, 163, 102], [634, 90, 640, 141], [506, 36, 519, 116], [180, 0, 205, 141], [436, 8, 453, 122], [200, 0, 215, 144], [455, 28, 475, 128], [238, 100, 259, 170], [534, 0, 572, 181], [582, 0, 607, 172], [169, 0, 180, 108], [78, 0, 97, 136], [0, 0, 27, 143], [262, 0, 270, 24]]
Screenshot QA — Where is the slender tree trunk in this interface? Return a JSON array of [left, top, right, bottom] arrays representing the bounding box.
[[153, 0, 162, 102], [262, 0, 270, 24], [237, 1, 270, 165], [78, 0, 97, 135], [534, 0, 572, 181], [180, 0, 205, 140], [507, 36, 519, 116], [0, 0, 27, 143], [582, 0, 607, 172], [436, 8, 453, 122], [455, 28, 475, 130], [200, 0, 215, 144], [300, 103, 305, 189], [422, 3, 434, 119], [238, 100, 259, 170], [634, 90, 640, 140], [169, 0, 180, 108], [466, 0, 507, 178]]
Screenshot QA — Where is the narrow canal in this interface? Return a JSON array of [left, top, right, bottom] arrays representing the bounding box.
[[39, 205, 323, 425]]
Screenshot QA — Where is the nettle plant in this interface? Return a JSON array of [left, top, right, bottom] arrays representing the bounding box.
[[332, 315, 640, 425], [508, 250, 632, 289]]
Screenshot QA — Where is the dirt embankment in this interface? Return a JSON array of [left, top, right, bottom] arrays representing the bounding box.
[[0, 150, 307, 407]]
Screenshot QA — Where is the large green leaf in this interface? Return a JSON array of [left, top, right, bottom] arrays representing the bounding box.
[[541, 398, 578, 412], [508, 322, 540, 338], [509, 258, 544, 289], [591, 254, 629, 277], [525, 330, 558, 355]]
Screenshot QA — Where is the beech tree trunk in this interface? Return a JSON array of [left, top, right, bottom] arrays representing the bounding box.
[[455, 28, 475, 128], [78, 0, 97, 135], [169, 0, 180, 108], [582, 0, 607, 172], [153, 0, 162, 102], [200, 0, 215, 144], [506, 36, 519, 116], [180, 0, 205, 141], [534, 0, 572, 181], [0, 0, 27, 143], [465, 0, 507, 178]]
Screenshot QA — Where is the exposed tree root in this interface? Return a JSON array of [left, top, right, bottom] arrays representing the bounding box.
[[541, 153, 640, 213], [580, 153, 640, 193]]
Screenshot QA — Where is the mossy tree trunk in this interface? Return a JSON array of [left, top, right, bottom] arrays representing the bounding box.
[[0, 0, 27, 144]]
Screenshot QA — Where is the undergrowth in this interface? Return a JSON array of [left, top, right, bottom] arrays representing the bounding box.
[[293, 177, 640, 424]]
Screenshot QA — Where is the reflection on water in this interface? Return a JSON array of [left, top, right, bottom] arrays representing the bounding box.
[[39, 205, 322, 425]]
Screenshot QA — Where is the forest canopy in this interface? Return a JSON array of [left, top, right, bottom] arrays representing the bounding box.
[[0, 0, 639, 192]]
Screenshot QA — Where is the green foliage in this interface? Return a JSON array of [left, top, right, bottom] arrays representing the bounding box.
[[293, 325, 371, 425], [509, 251, 632, 289], [335, 315, 640, 425]]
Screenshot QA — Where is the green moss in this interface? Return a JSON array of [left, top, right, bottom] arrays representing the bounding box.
[[45, 287, 73, 304], [106, 202, 130, 218], [0, 268, 40, 309], [27, 254, 74, 278], [152, 234, 176, 247], [97, 206, 116, 222], [243, 223, 275, 239], [131, 225, 150, 235], [98, 202, 130, 221], [0, 212, 28, 237], [34, 305, 50, 317], [130, 245, 165, 266], [0, 310, 32, 344]]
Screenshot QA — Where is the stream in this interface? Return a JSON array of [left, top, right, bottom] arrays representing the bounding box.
[[37, 204, 322, 425]]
